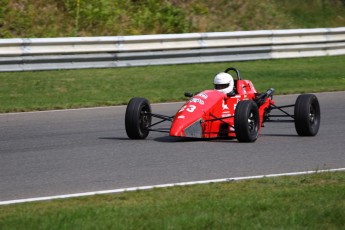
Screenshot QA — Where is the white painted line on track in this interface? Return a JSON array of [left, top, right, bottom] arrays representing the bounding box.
[[1, 168, 344, 206], [0, 102, 184, 116]]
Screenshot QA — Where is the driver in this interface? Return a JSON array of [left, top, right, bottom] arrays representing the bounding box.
[[214, 72, 234, 95]]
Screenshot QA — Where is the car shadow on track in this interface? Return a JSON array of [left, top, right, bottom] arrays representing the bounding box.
[[98, 134, 299, 143], [98, 136, 235, 143], [153, 136, 240, 143], [260, 134, 299, 137], [99, 137, 131, 141], [98, 136, 202, 142]]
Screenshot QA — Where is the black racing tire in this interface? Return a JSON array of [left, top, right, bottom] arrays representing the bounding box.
[[234, 100, 260, 142], [125, 97, 152, 139], [294, 94, 320, 136]]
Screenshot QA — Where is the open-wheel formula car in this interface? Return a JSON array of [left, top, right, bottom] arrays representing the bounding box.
[[125, 67, 320, 142]]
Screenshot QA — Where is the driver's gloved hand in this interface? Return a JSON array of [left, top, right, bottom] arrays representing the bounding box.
[[227, 91, 236, 97]]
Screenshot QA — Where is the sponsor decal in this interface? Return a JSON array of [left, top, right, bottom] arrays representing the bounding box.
[[197, 92, 208, 99], [249, 81, 257, 93], [189, 98, 204, 105], [242, 85, 247, 94], [222, 100, 229, 110], [222, 113, 233, 118]]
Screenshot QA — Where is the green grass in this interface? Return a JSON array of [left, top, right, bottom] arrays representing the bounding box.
[[0, 172, 344, 229], [1, 0, 345, 38], [1, 55, 345, 113]]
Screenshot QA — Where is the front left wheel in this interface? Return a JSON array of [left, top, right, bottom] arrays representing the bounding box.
[[125, 97, 152, 139], [234, 100, 260, 142]]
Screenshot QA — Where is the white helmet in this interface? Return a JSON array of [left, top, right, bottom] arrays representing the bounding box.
[[214, 72, 234, 94]]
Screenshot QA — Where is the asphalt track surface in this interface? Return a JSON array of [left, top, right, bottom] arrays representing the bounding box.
[[1, 91, 344, 202]]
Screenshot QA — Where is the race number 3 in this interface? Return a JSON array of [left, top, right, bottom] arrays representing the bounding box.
[[179, 105, 196, 113]]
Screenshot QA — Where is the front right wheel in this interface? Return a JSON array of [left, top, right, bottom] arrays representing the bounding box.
[[125, 97, 152, 139], [294, 94, 320, 136]]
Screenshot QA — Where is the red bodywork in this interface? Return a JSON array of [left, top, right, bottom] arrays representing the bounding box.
[[169, 80, 274, 138]]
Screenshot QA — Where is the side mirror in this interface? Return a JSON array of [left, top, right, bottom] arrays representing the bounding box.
[[184, 92, 194, 97]]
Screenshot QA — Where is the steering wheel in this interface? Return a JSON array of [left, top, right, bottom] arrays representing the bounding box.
[[224, 67, 241, 80]]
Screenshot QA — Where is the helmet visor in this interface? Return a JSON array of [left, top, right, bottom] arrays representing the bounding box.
[[214, 83, 229, 90]]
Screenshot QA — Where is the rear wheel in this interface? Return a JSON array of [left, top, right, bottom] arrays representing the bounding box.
[[125, 98, 152, 139], [294, 94, 320, 136], [235, 100, 259, 142]]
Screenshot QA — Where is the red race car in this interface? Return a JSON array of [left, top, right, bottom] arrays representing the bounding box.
[[125, 67, 320, 142]]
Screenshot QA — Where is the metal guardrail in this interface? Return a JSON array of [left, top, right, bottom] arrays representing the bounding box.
[[0, 27, 344, 72]]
